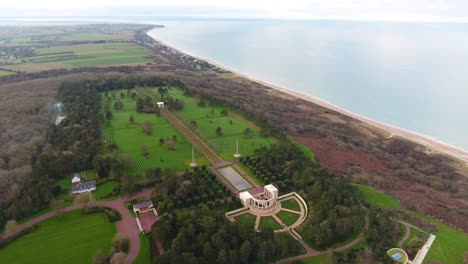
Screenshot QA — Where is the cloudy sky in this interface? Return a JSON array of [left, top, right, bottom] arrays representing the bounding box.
[[2, 0, 468, 22]]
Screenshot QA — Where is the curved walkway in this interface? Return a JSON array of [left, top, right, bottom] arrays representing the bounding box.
[[274, 213, 370, 263], [398, 220, 424, 248], [0, 188, 154, 264]]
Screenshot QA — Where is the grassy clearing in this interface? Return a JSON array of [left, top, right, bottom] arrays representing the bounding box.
[[93, 181, 120, 201], [297, 254, 333, 264], [276, 211, 300, 226], [259, 216, 282, 230], [165, 88, 273, 160], [352, 183, 400, 209], [234, 213, 256, 227], [0, 70, 14, 76], [0, 210, 116, 264], [281, 199, 301, 211], [353, 183, 468, 264], [103, 92, 209, 173], [134, 233, 152, 264]]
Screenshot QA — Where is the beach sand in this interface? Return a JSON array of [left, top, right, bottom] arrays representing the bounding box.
[[147, 32, 468, 163]]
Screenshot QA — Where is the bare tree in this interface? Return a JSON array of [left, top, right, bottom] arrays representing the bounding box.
[[5, 220, 18, 236], [110, 252, 127, 264], [74, 192, 94, 208], [49, 199, 65, 218]]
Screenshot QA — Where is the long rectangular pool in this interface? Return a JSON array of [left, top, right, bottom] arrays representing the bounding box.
[[218, 166, 252, 191]]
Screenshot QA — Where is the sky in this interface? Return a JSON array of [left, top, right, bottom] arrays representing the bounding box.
[[2, 0, 468, 22]]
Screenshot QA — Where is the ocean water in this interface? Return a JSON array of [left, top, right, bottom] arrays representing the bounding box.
[[147, 20, 468, 151]]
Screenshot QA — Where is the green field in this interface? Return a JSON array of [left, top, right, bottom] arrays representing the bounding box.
[[93, 181, 120, 201], [0, 210, 116, 264], [165, 88, 273, 160], [281, 199, 301, 211], [234, 213, 256, 227], [297, 254, 333, 264], [103, 93, 209, 173], [134, 233, 151, 264], [259, 216, 282, 230], [0, 70, 14, 76], [277, 211, 300, 226], [353, 183, 468, 264], [59, 33, 132, 41]]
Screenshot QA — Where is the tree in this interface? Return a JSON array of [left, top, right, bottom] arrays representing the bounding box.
[[111, 233, 130, 253], [229, 120, 233, 125], [239, 240, 252, 263], [93, 249, 107, 264], [136, 98, 144, 112], [106, 111, 113, 120], [120, 92, 125, 99], [139, 121, 153, 135], [49, 199, 65, 218], [110, 252, 127, 264], [113, 100, 124, 110], [217, 249, 229, 264], [141, 144, 149, 157], [159, 138, 165, 145], [190, 120, 197, 128], [172, 135, 177, 143], [129, 114, 135, 124], [74, 192, 94, 208], [5, 220, 18, 235], [221, 109, 228, 116], [244, 128, 253, 138], [216, 127, 223, 136]]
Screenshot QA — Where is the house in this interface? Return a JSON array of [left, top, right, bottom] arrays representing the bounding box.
[[133, 201, 157, 215], [72, 180, 96, 194], [71, 173, 81, 186]]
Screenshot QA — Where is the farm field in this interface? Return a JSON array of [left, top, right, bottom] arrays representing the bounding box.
[[163, 88, 273, 160], [0, 70, 14, 76], [0, 210, 116, 264], [103, 92, 209, 173], [353, 183, 468, 264], [59, 33, 133, 41]]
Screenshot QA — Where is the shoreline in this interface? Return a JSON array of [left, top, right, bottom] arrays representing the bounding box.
[[147, 30, 468, 163]]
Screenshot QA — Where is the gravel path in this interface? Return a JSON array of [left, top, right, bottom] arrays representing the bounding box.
[[0, 188, 154, 264], [398, 220, 425, 248]]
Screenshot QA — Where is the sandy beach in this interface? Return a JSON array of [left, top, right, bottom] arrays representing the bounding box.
[[147, 31, 468, 163]]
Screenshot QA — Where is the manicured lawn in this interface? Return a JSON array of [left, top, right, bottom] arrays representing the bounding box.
[[276, 210, 300, 226], [352, 183, 400, 209], [165, 88, 273, 161], [103, 92, 209, 173], [354, 183, 468, 264], [259, 216, 282, 230], [281, 199, 301, 211], [93, 181, 120, 201], [134, 233, 152, 264], [234, 213, 256, 227], [0, 210, 116, 264], [0, 70, 14, 76]]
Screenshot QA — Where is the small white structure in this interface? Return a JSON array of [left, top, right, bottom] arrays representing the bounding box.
[[233, 138, 241, 158], [240, 184, 278, 211], [157, 102, 165, 109], [189, 146, 197, 167], [133, 201, 158, 215], [55, 115, 66, 125], [71, 173, 81, 186]]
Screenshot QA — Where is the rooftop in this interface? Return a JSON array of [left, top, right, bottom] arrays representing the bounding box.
[[133, 200, 154, 210], [72, 180, 96, 192]]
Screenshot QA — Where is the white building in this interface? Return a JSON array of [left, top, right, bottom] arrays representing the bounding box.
[[239, 184, 278, 211], [157, 102, 165, 109]]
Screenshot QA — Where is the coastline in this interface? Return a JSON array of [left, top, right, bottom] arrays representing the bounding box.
[[147, 30, 468, 163]]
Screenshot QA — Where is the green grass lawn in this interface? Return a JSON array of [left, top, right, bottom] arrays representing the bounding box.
[[352, 183, 400, 209], [164, 88, 273, 160], [276, 211, 300, 226], [0, 70, 14, 76], [103, 93, 209, 173], [281, 199, 301, 211], [93, 181, 120, 201], [353, 183, 468, 264], [134, 233, 152, 264], [234, 213, 256, 228], [297, 254, 333, 264], [0, 210, 116, 264], [259, 216, 282, 230]]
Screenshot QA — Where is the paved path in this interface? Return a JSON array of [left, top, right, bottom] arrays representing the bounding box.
[[0, 188, 154, 264], [161, 109, 223, 163], [274, 212, 370, 263], [398, 220, 425, 248], [412, 234, 436, 264]]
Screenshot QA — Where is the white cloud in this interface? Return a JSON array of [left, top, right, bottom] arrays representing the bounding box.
[[2, 0, 468, 22]]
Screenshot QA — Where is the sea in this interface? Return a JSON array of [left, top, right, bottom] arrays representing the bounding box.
[[3, 17, 468, 151]]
